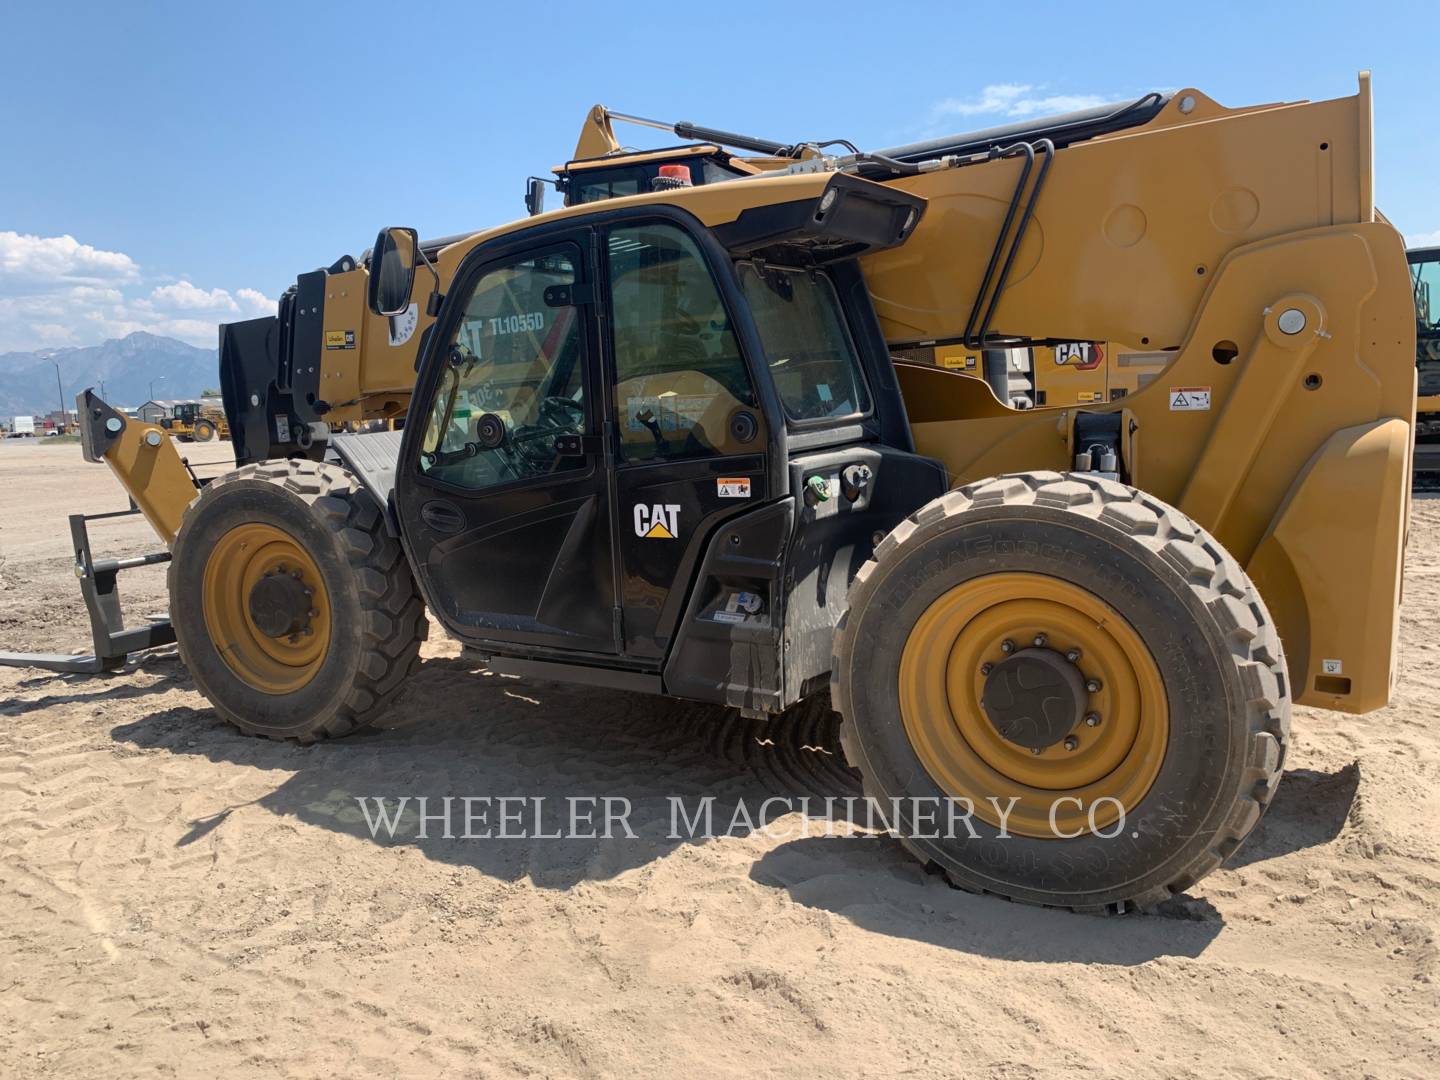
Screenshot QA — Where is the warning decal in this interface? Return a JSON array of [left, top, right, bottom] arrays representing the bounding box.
[[1168, 386, 1211, 411], [717, 477, 751, 499]]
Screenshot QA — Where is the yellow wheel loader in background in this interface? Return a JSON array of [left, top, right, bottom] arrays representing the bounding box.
[[1, 74, 1414, 914], [156, 401, 230, 442], [172, 401, 230, 442]]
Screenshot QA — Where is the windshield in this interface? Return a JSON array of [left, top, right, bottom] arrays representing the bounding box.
[[568, 158, 747, 206], [738, 264, 871, 423]]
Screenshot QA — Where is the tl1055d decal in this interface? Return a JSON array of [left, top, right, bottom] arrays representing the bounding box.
[[488, 312, 546, 336]]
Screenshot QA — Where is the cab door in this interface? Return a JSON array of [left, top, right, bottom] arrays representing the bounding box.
[[394, 233, 618, 655], [602, 220, 770, 659]]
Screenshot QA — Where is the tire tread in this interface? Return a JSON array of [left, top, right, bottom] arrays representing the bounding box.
[[169, 459, 427, 743], [832, 470, 1291, 913]]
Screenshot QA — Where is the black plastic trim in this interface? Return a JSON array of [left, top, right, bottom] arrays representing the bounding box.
[[711, 173, 923, 265]]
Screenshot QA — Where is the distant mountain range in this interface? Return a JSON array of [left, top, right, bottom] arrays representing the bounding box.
[[0, 332, 219, 417]]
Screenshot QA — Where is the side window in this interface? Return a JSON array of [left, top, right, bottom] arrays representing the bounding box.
[[606, 222, 758, 463], [419, 249, 586, 491], [738, 263, 871, 423]]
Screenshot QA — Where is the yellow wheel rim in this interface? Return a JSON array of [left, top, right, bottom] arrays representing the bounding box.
[[201, 522, 332, 694], [898, 572, 1167, 838]]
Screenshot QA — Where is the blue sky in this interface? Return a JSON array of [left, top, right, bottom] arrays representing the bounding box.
[[2, 0, 1436, 352]]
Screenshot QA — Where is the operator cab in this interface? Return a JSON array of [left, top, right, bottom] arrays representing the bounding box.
[[356, 174, 946, 713]]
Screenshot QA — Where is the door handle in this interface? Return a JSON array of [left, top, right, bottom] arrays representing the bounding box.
[[420, 500, 465, 533]]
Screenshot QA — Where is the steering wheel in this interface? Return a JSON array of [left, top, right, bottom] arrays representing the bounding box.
[[508, 395, 584, 466], [537, 395, 584, 427]]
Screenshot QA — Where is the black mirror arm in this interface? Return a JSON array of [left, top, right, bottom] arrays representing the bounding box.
[[414, 244, 444, 316]]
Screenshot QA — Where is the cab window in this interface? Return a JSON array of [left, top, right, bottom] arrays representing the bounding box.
[[606, 223, 758, 462], [738, 263, 871, 423], [419, 249, 586, 490]]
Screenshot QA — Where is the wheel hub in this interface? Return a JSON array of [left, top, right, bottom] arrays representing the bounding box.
[[201, 522, 331, 694], [980, 647, 1086, 751], [247, 570, 313, 639], [896, 572, 1168, 837]]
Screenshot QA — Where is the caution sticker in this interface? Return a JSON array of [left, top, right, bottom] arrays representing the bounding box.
[[717, 477, 751, 499], [1322, 658, 1343, 675], [1168, 386, 1211, 411], [325, 329, 356, 350]]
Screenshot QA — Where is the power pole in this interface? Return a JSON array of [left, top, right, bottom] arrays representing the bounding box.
[[51, 359, 65, 429]]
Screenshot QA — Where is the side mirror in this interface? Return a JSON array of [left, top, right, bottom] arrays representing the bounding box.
[[367, 226, 419, 317], [524, 177, 546, 217]]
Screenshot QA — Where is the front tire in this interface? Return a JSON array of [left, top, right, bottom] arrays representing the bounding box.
[[169, 459, 427, 741], [193, 419, 215, 442], [832, 471, 1289, 912]]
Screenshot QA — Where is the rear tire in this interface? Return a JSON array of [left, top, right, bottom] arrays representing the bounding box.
[[832, 471, 1289, 912], [169, 459, 427, 742], [193, 419, 215, 442]]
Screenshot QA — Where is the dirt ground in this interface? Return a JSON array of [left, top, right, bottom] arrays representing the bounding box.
[[1, 438, 1437, 1079]]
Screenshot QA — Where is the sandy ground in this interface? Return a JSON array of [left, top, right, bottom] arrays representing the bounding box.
[[1, 437, 1437, 1079]]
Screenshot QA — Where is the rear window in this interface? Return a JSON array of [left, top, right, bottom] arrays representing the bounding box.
[[739, 264, 871, 423]]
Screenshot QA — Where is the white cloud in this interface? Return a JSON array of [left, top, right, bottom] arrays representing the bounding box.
[[150, 280, 241, 312], [0, 233, 276, 352], [1407, 228, 1440, 248], [30, 323, 75, 345], [929, 83, 1109, 123], [235, 287, 276, 317], [0, 231, 139, 284]]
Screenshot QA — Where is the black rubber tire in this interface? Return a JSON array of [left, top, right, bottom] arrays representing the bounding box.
[[832, 471, 1289, 913], [193, 419, 215, 442], [169, 459, 428, 742]]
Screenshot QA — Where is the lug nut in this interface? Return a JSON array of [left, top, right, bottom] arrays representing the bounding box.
[[291, 570, 302, 580], [1000, 639, 1015, 654], [1085, 678, 1103, 693], [1029, 747, 1043, 756], [302, 627, 313, 636], [1033, 633, 1048, 647], [1064, 735, 1080, 752], [308, 608, 319, 618], [1084, 713, 1101, 727], [276, 564, 287, 574], [981, 662, 994, 676], [1066, 648, 1082, 663]]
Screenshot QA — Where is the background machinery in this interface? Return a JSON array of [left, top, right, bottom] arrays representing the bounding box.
[[1410, 245, 1440, 482], [5, 75, 1414, 914], [162, 401, 230, 442]]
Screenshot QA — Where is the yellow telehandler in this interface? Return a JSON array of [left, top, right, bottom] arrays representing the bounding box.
[[1, 75, 1413, 913]]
